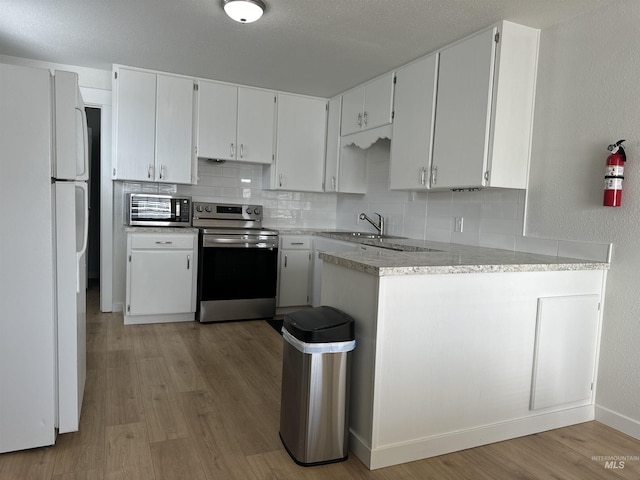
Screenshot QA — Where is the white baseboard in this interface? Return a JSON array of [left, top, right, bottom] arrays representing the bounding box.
[[595, 405, 640, 440], [124, 312, 195, 325], [351, 405, 595, 470]]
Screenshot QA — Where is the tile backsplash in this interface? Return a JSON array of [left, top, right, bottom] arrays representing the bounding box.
[[336, 139, 526, 250], [176, 159, 337, 229], [120, 145, 609, 262]]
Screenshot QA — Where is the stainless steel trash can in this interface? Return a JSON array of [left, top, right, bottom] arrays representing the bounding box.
[[279, 306, 356, 466]]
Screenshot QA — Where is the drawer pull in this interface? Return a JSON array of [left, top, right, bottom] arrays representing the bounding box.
[[290, 242, 304, 245], [155, 241, 173, 245]]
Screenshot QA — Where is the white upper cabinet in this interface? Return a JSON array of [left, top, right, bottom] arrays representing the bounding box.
[[340, 73, 394, 136], [237, 87, 276, 164], [197, 81, 275, 164], [324, 96, 340, 192], [324, 96, 367, 194], [389, 53, 439, 190], [196, 82, 237, 161], [113, 66, 195, 184], [264, 93, 327, 192], [430, 22, 539, 190], [155, 75, 195, 184]]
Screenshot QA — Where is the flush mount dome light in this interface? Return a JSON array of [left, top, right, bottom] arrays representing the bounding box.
[[223, 0, 266, 23]]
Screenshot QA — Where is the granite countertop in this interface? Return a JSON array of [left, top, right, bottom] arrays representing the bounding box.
[[313, 231, 609, 277]]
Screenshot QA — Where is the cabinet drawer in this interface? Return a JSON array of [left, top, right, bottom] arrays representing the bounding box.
[[130, 233, 195, 249], [280, 235, 311, 250]]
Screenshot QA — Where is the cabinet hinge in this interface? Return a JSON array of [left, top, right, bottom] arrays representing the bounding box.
[[393, 74, 397, 84], [274, 96, 277, 103], [114, 71, 118, 80], [128, 255, 131, 262], [495, 32, 500, 43], [194, 83, 198, 91], [113, 168, 116, 176], [591, 382, 594, 391], [127, 305, 130, 313], [392, 111, 395, 120], [598, 302, 601, 311], [484, 170, 490, 182], [326, 103, 329, 111]]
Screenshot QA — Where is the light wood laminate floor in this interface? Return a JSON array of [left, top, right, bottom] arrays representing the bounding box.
[[1, 286, 640, 479]]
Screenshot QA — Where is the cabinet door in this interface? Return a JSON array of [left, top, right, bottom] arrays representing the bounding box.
[[530, 295, 600, 410], [275, 93, 326, 192], [324, 96, 340, 192], [128, 250, 194, 315], [114, 68, 157, 181], [278, 250, 310, 307], [237, 87, 275, 164], [155, 74, 194, 184], [362, 73, 394, 131], [197, 81, 238, 161], [390, 54, 439, 190], [432, 28, 497, 189], [340, 86, 365, 136]]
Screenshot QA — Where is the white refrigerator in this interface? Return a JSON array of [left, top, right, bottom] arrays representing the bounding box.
[[0, 63, 89, 452]]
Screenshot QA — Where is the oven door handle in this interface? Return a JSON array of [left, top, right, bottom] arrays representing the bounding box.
[[203, 237, 278, 249]]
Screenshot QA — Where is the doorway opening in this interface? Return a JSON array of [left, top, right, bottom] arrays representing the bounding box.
[[86, 107, 101, 290]]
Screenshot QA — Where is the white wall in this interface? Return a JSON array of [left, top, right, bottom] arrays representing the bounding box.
[[528, 0, 640, 436]]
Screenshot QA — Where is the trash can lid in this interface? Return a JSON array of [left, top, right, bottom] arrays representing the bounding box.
[[283, 306, 355, 343]]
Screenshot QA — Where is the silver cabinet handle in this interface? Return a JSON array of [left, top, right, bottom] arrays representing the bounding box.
[[159, 164, 165, 180], [148, 164, 153, 179], [420, 167, 427, 186], [240, 143, 245, 159], [431, 166, 438, 185], [230, 143, 235, 158], [284, 254, 288, 268], [331, 176, 336, 191], [291, 242, 304, 245], [155, 241, 173, 244], [357, 112, 362, 127], [279, 173, 284, 187], [187, 255, 190, 270], [363, 111, 368, 126]]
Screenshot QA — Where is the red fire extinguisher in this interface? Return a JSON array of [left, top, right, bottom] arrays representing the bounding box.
[[604, 139, 627, 207]]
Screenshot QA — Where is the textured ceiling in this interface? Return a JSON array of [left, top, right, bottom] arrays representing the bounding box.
[[0, 0, 615, 97]]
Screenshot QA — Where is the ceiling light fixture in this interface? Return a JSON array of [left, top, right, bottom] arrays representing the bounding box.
[[223, 0, 266, 24]]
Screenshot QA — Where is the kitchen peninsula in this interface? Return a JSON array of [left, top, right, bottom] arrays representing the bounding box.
[[318, 237, 608, 469]]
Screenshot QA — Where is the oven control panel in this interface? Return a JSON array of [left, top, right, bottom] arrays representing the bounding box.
[[192, 202, 264, 228]]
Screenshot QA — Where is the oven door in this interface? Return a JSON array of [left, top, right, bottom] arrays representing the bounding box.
[[197, 234, 278, 322]]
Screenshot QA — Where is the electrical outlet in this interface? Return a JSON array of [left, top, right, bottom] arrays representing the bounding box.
[[454, 217, 464, 233]]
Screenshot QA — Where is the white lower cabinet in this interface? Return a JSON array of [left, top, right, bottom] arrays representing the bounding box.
[[277, 235, 312, 308], [125, 231, 197, 324]]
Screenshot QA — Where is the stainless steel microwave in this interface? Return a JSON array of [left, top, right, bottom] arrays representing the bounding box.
[[125, 194, 192, 227]]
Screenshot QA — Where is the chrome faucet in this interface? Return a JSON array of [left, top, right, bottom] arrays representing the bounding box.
[[359, 212, 385, 236]]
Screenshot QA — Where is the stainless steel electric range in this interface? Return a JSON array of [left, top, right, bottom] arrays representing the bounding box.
[[192, 202, 278, 323]]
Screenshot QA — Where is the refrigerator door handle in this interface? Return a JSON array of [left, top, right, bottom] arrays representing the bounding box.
[[76, 182, 89, 293], [75, 106, 89, 181]]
